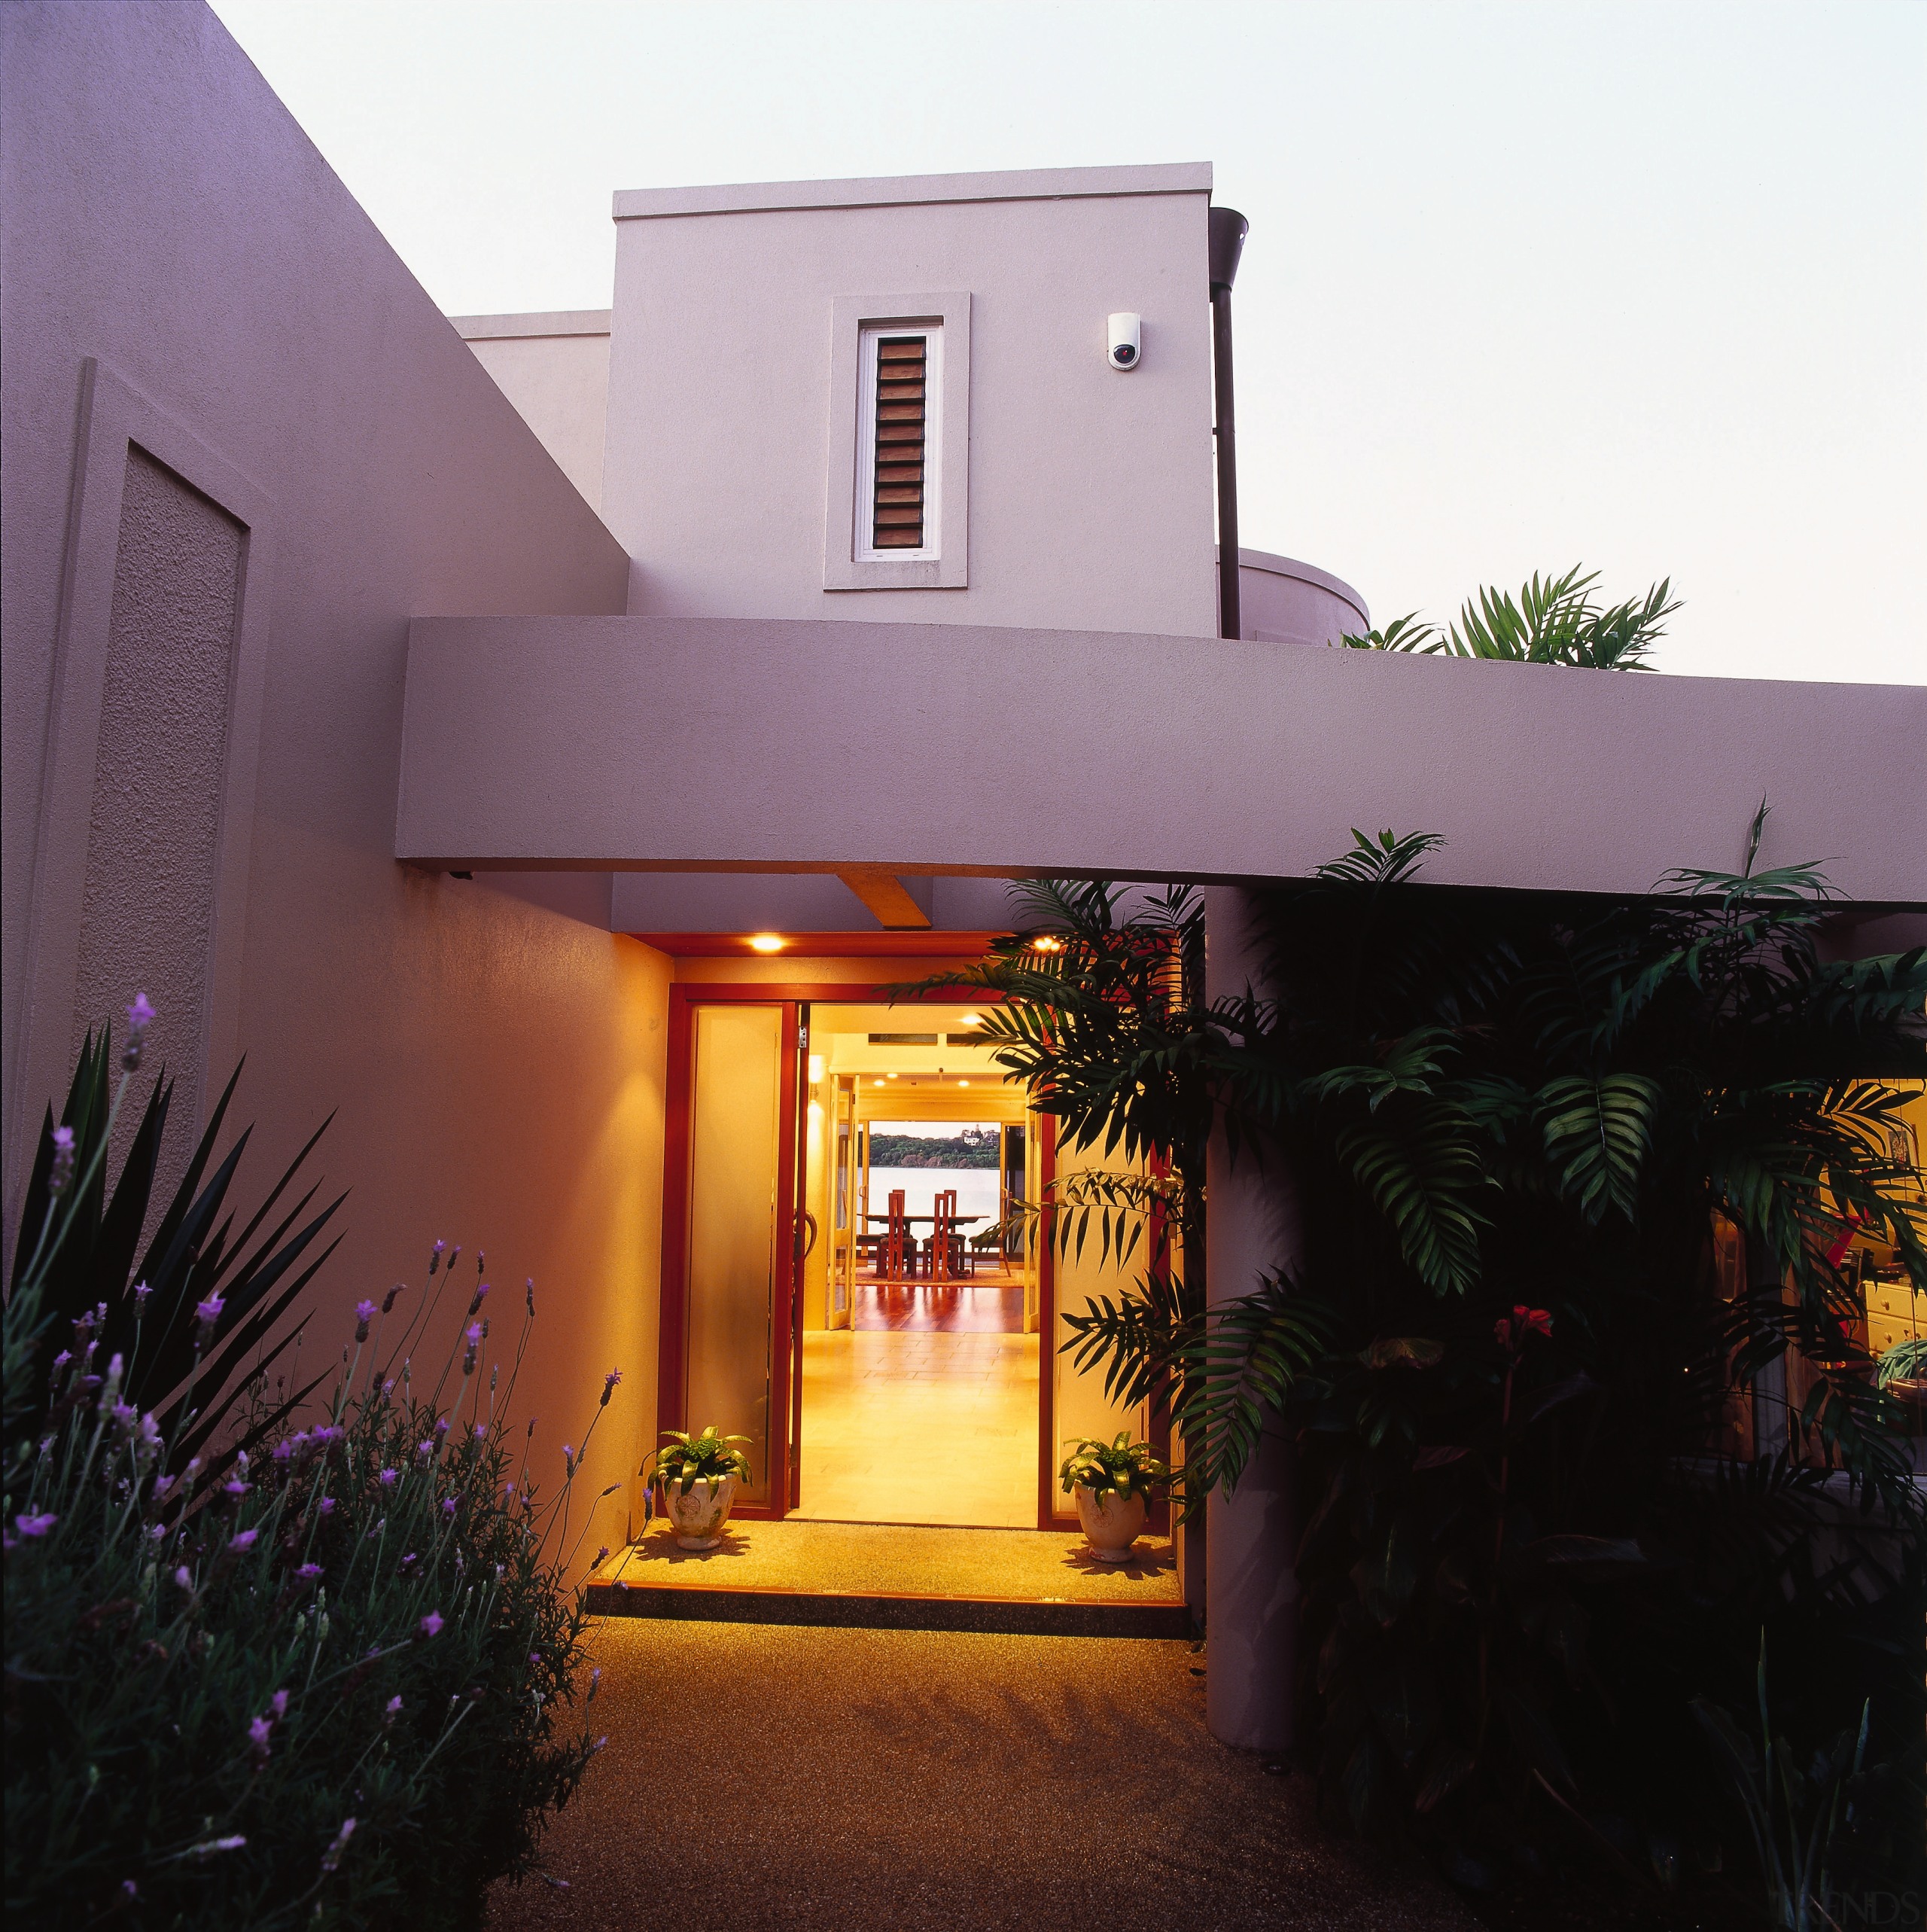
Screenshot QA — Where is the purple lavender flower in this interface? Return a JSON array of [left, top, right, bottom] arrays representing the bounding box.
[[525, 1278, 536, 1317], [601, 1367, 623, 1408], [50, 1349, 72, 1376], [430, 1239, 446, 1274], [434, 1416, 450, 1437], [321, 1817, 358, 1873], [47, 1125, 76, 1198], [379, 1467, 398, 1488], [595, 1546, 609, 1568], [382, 1283, 403, 1314], [248, 1714, 273, 1762], [467, 1281, 490, 1317], [528, 1652, 541, 1666], [562, 1444, 575, 1477], [173, 1565, 193, 1590], [223, 1479, 250, 1498], [416, 1440, 434, 1460], [132, 1281, 152, 1314], [193, 1294, 224, 1342], [589, 1665, 602, 1699], [191, 1836, 247, 1860], [473, 1423, 486, 1442], [229, 1528, 258, 1552], [13, 1513, 57, 1538], [317, 1495, 336, 1516], [353, 1299, 376, 1342], [419, 1611, 444, 1638], [442, 1498, 458, 1516], [296, 1562, 322, 1581], [122, 992, 157, 1069], [271, 1690, 290, 1718], [385, 1695, 403, 1720]]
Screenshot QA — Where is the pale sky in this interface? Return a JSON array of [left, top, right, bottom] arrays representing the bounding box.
[[212, 0, 1925, 685]]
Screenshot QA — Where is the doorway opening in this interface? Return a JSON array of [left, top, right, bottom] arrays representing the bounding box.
[[799, 1003, 1041, 1525], [656, 983, 1157, 1534]]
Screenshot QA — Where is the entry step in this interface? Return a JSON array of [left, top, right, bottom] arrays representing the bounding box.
[[586, 1518, 1192, 1639]]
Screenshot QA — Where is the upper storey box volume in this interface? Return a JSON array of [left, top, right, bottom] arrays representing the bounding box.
[[603, 163, 1221, 638]]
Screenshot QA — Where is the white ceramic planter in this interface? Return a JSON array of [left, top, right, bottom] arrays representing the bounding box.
[[659, 1473, 739, 1550], [1075, 1484, 1148, 1562]]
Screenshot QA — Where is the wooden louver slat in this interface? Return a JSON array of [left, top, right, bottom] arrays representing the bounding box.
[[872, 334, 927, 549]]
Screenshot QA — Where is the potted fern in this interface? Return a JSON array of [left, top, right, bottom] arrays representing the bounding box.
[[644, 1427, 751, 1550], [1059, 1432, 1170, 1562]]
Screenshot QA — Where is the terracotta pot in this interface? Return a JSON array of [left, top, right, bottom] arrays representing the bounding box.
[[659, 1473, 739, 1550], [1074, 1483, 1147, 1562]]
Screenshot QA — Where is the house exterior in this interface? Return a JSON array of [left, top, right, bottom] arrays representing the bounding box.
[[5, 2, 1922, 1755]]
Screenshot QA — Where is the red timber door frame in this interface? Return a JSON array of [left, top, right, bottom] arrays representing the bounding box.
[[656, 981, 1064, 1525]]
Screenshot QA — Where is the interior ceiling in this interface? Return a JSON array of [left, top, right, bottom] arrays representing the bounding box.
[[810, 1001, 990, 1035]]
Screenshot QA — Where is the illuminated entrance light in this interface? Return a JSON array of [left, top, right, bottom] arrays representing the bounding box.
[[747, 932, 785, 953], [960, 1012, 982, 1025]]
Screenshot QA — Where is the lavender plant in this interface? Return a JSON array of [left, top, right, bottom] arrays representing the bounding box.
[[4, 1010, 625, 1928]]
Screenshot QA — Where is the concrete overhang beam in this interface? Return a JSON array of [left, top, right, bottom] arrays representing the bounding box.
[[395, 615, 1927, 906]]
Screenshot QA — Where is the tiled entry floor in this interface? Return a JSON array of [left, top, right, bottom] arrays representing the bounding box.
[[794, 1327, 1038, 1526], [602, 1516, 1181, 1605]]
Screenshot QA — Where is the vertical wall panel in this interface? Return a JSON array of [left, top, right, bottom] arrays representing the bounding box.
[[72, 445, 241, 1147]]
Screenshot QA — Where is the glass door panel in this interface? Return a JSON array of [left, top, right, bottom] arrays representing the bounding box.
[[685, 1002, 784, 1507]]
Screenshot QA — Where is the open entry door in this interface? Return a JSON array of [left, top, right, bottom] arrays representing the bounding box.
[[659, 992, 807, 1516]]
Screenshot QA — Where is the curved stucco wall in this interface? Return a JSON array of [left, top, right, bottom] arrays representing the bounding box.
[[1221, 547, 1371, 646]]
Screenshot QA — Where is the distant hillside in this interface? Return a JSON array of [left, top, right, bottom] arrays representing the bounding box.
[[867, 1128, 999, 1169]]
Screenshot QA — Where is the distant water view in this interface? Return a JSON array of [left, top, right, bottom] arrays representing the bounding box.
[[865, 1166, 1003, 1225]]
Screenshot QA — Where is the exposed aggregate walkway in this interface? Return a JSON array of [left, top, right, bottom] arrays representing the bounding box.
[[486, 1618, 1479, 1932]]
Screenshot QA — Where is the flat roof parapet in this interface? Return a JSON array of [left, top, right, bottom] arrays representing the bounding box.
[[450, 309, 612, 340], [612, 162, 1213, 222]]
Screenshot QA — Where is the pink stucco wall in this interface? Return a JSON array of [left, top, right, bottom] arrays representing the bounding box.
[[604, 167, 1219, 636], [397, 614, 1927, 905], [455, 312, 613, 510], [2, 1, 659, 1553]]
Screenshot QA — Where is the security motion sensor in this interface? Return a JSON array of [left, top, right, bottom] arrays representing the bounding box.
[[1107, 312, 1142, 370]]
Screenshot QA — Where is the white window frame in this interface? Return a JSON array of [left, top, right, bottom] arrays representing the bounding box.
[[823, 291, 970, 591], [854, 323, 942, 565]]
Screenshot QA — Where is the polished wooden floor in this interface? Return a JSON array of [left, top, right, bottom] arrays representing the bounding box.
[[853, 1268, 1027, 1333], [795, 1329, 1039, 1527]]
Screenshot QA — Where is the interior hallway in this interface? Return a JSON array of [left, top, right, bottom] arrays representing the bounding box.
[[484, 1620, 1479, 1932], [795, 1327, 1039, 1527]]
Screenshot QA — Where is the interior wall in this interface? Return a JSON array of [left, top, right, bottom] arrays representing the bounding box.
[[1, 1, 656, 1571]]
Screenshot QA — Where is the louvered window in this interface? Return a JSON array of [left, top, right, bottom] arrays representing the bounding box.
[[856, 323, 941, 560]]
